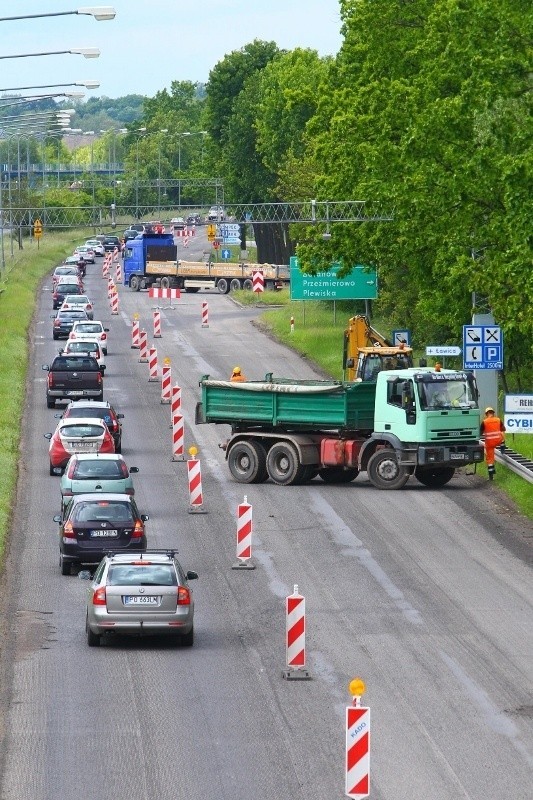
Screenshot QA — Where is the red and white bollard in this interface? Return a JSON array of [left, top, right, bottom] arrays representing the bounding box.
[[201, 301, 209, 328], [283, 584, 310, 680], [115, 261, 122, 284], [153, 309, 162, 338], [161, 357, 171, 403], [232, 496, 255, 570], [110, 289, 119, 315], [138, 329, 148, 362], [113, 246, 119, 261], [107, 275, 115, 298], [290, 316, 295, 334], [187, 447, 207, 513], [171, 413, 185, 461], [148, 346, 158, 381], [102, 257, 110, 278], [345, 679, 370, 798], [131, 314, 140, 349], [252, 269, 265, 294], [171, 383, 182, 418]]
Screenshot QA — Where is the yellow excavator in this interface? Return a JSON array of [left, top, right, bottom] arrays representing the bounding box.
[[343, 315, 413, 381]]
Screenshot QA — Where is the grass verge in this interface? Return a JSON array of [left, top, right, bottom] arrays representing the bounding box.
[[0, 231, 84, 562]]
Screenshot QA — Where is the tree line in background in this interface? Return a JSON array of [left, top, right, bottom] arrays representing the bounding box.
[[1, 0, 531, 385]]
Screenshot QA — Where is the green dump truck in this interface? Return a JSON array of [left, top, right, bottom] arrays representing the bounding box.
[[196, 368, 485, 489]]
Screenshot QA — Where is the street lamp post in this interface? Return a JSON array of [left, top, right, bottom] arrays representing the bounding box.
[[135, 127, 146, 220], [158, 129, 168, 215], [0, 80, 100, 92], [0, 8, 116, 23], [175, 131, 207, 208], [0, 48, 100, 60]]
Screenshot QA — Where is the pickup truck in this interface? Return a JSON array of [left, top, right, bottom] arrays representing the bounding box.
[[42, 355, 105, 408]]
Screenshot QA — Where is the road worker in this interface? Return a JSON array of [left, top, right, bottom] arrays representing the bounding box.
[[480, 406, 505, 480], [230, 366, 246, 382]]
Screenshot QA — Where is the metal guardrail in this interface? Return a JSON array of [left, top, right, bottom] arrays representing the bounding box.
[[495, 445, 533, 484]]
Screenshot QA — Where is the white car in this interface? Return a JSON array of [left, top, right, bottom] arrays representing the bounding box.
[[60, 338, 105, 369], [60, 295, 94, 319], [69, 320, 109, 355], [85, 239, 105, 257], [73, 246, 96, 264]]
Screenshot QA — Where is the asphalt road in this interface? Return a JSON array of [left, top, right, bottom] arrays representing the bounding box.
[[0, 253, 531, 800]]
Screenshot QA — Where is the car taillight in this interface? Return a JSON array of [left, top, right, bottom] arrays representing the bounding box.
[[87, 304, 92, 311], [48, 373, 54, 387], [96, 372, 102, 385], [63, 521, 74, 534], [62, 490, 73, 498], [120, 462, 129, 477], [101, 332, 107, 341], [133, 520, 144, 534], [92, 587, 106, 606], [177, 586, 191, 605], [54, 319, 61, 328], [67, 460, 77, 478]]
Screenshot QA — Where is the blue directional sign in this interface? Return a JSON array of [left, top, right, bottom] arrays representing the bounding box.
[[221, 248, 231, 260], [463, 325, 503, 370]]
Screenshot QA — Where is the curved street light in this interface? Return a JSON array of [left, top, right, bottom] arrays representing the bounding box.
[[0, 48, 100, 60], [0, 80, 99, 92], [0, 7, 116, 23]]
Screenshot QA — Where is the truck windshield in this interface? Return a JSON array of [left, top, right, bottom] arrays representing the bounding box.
[[417, 377, 477, 410]]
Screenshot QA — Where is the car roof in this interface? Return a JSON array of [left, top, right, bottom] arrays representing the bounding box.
[[72, 320, 104, 327], [58, 417, 107, 427], [105, 551, 177, 564], [68, 453, 126, 462], [70, 492, 136, 502], [66, 400, 109, 408]]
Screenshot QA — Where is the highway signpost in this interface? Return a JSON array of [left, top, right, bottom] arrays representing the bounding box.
[[290, 258, 378, 300], [33, 218, 43, 248], [462, 325, 503, 370], [218, 222, 241, 245]]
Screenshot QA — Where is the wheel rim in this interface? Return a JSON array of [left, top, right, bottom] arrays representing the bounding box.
[[376, 456, 399, 481]]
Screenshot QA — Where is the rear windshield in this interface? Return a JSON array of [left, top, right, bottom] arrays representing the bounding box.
[[61, 423, 104, 438], [67, 407, 113, 425], [72, 459, 126, 479], [64, 296, 89, 304], [74, 323, 102, 334], [73, 501, 134, 524], [57, 311, 87, 319], [107, 564, 177, 586], [66, 342, 98, 353], [51, 357, 100, 371], [56, 284, 80, 293]]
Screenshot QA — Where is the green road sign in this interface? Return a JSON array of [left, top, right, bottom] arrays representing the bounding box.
[[289, 258, 378, 300]]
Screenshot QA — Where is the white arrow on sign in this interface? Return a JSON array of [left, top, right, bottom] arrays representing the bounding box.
[[426, 346, 462, 356]]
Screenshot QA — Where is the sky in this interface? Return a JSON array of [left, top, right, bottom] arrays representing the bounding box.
[[0, 1, 344, 99]]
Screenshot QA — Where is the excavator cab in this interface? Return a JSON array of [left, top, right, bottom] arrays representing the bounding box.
[[343, 315, 413, 381]]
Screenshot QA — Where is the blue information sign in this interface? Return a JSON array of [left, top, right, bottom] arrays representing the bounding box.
[[462, 325, 503, 370], [221, 248, 231, 260]]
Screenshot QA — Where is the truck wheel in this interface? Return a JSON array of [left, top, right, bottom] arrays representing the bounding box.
[[130, 275, 140, 292], [266, 442, 306, 486], [230, 279, 242, 292], [319, 467, 359, 483], [228, 441, 268, 483], [367, 449, 410, 489], [217, 278, 231, 294], [243, 279, 253, 291], [414, 466, 455, 487]]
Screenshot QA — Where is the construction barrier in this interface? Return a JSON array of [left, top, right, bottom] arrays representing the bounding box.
[[153, 309, 161, 338], [115, 261, 122, 284], [187, 449, 207, 513], [232, 496, 255, 570], [113, 246, 119, 261], [170, 383, 181, 417], [171, 413, 185, 461], [345, 679, 370, 798], [138, 329, 148, 362], [290, 316, 295, 333], [148, 288, 181, 300], [107, 275, 115, 299], [201, 301, 209, 328], [148, 347, 158, 381], [283, 584, 311, 680], [131, 315, 140, 349], [161, 358, 171, 403], [252, 269, 265, 293], [110, 289, 119, 315]]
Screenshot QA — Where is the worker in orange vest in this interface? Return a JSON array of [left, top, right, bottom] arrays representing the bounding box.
[[480, 407, 505, 480], [230, 366, 246, 382]]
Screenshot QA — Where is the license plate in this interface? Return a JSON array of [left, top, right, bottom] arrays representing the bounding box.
[[450, 453, 466, 460], [123, 596, 161, 605], [67, 390, 83, 396], [90, 529, 118, 537], [70, 441, 97, 448]]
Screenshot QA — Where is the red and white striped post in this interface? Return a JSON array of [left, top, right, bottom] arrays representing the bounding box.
[[148, 346, 158, 381], [115, 261, 122, 284], [110, 289, 119, 315], [131, 314, 140, 348], [232, 496, 255, 570], [345, 679, 370, 798], [107, 275, 115, 299], [171, 413, 185, 461], [138, 329, 148, 362], [201, 300, 209, 328], [161, 357, 171, 403], [153, 309, 162, 338], [187, 447, 207, 514], [252, 269, 265, 294], [102, 257, 110, 278], [283, 584, 311, 680], [170, 383, 181, 418], [290, 316, 295, 334], [112, 246, 119, 261]]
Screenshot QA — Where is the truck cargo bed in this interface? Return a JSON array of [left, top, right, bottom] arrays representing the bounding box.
[[198, 376, 375, 431]]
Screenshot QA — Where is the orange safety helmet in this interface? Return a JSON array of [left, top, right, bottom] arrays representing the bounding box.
[[232, 366, 241, 375]]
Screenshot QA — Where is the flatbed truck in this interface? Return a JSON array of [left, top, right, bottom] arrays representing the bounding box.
[[196, 367, 484, 489]]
